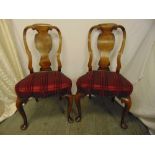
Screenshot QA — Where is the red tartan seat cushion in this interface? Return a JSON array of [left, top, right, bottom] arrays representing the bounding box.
[[15, 71, 72, 98], [77, 70, 133, 97]]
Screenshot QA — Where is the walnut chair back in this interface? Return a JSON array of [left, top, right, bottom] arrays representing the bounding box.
[[88, 23, 126, 73], [23, 23, 62, 73]]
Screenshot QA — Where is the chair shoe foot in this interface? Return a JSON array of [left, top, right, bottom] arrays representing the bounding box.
[[75, 115, 81, 122], [68, 116, 74, 123], [120, 122, 128, 129], [20, 123, 28, 130]]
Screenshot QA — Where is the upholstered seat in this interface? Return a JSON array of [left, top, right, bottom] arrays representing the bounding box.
[[15, 71, 72, 98], [77, 70, 133, 97]]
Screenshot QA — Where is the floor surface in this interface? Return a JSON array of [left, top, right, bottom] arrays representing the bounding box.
[[0, 96, 149, 135]]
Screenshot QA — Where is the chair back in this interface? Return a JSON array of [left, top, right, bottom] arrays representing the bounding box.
[[23, 23, 62, 73], [88, 23, 126, 73]]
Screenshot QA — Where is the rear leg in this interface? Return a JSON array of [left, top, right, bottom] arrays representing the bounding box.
[[89, 94, 92, 99], [35, 97, 39, 102], [120, 96, 132, 129], [111, 96, 115, 104]]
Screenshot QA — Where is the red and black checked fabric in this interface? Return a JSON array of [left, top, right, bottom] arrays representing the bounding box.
[[15, 71, 72, 98], [77, 70, 133, 97]]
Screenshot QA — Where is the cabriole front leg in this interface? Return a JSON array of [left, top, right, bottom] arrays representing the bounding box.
[[16, 97, 28, 130], [75, 93, 85, 122], [66, 95, 74, 123]]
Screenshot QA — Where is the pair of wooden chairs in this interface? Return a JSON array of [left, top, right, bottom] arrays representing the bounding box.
[[15, 23, 133, 130]]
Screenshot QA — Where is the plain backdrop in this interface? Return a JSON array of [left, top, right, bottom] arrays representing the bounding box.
[[8, 19, 155, 134]]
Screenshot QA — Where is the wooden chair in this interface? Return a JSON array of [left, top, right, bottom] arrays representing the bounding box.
[[15, 24, 73, 130], [75, 23, 133, 129]]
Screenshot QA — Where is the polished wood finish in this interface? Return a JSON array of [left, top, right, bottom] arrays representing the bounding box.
[[66, 95, 74, 123], [16, 97, 28, 130], [88, 23, 126, 72], [120, 96, 132, 129], [23, 24, 62, 73], [75, 93, 86, 122], [17, 24, 72, 130], [76, 23, 131, 129]]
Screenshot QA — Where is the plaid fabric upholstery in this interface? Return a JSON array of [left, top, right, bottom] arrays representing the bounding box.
[[77, 70, 133, 97], [15, 71, 72, 98]]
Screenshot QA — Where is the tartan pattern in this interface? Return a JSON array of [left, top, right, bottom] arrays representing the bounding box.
[[77, 70, 133, 97], [15, 71, 72, 98]]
